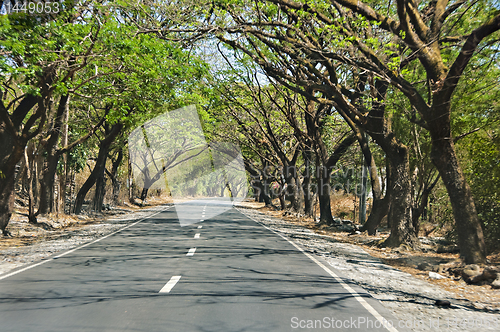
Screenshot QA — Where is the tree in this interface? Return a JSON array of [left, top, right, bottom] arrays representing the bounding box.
[[323, 0, 500, 263], [191, 0, 500, 262], [0, 7, 103, 234]]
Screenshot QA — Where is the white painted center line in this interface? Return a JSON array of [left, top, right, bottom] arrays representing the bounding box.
[[159, 276, 181, 293], [194, 233, 200, 239], [187, 247, 196, 256], [200, 219, 204, 222], [198, 225, 203, 229]]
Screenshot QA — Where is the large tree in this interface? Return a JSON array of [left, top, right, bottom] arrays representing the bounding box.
[[0, 7, 104, 234], [187, 0, 499, 262]]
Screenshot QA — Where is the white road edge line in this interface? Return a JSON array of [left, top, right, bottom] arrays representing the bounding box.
[[0, 206, 172, 281], [240, 210, 399, 332], [187, 247, 196, 256], [194, 233, 200, 239], [159, 275, 181, 293]]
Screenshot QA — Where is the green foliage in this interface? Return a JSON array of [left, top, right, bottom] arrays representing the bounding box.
[[66, 143, 88, 174], [462, 130, 500, 251]]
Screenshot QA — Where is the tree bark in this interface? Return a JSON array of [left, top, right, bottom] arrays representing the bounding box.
[[302, 154, 314, 217], [317, 134, 357, 224], [59, 95, 70, 213], [284, 170, 304, 213], [0, 170, 16, 236], [361, 161, 392, 235], [37, 95, 69, 215], [354, 80, 418, 248], [244, 159, 273, 205], [73, 123, 123, 214], [383, 146, 419, 248], [92, 147, 124, 212], [92, 170, 107, 212], [356, 132, 389, 234], [0, 125, 26, 235], [23, 143, 38, 224], [430, 130, 486, 263], [105, 149, 123, 206], [317, 165, 334, 224]]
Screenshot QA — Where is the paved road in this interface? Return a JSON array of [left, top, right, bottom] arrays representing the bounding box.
[[0, 201, 405, 331]]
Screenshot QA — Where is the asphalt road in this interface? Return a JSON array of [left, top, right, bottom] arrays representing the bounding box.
[[0, 201, 406, 331]]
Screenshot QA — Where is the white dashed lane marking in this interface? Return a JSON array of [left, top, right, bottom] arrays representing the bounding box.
[[194, 233, 200, 239], [187, 248, 196, 256], [159, 276, 181, 293]]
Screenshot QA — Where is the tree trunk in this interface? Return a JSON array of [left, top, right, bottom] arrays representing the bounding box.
[[92, 145, 125, 212], [74, 152, 107, 214], [348, 79, 419, 247], [362, 196, 390, 235], [73, 123, 122, 214], [285, 173, 304, 213], [37, 95, 69, 215], [317, 164, 334, 224], [318, 189, 334, 224], [302, 153, 314, 217], [359, 165, 368, 224], [128, 156, 135, 203], [302, 171, 314, 217], [59, 95, 69, 213], [139, 187, 149, 201], [431, 137, 486, 263], [317, 134, 357, 225], [37, 152, 60, 215], [0, 174, 15, 236], [0, 128, 26, 236], [112, 179, 121, 205], [106, 150, 123, 206], [92, 168, 107, 212], [357, 133, 389, 235], [383, 146, 419, 248], [24, 148, 37, 224], [278, 190, 286, 210], [260, 162, 273, 206]]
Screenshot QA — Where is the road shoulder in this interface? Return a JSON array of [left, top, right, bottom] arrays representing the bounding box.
[[238, 207, 500, 332]]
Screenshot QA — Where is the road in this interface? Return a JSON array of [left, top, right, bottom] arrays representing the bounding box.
[[0, 201, 406, 331]]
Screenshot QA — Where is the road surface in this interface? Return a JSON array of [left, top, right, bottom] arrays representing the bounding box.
[[0, 201, 406, 331]]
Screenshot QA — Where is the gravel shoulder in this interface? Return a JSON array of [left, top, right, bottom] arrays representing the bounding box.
[[0, 204, 171, 276], [238, 207, 500, 332]]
